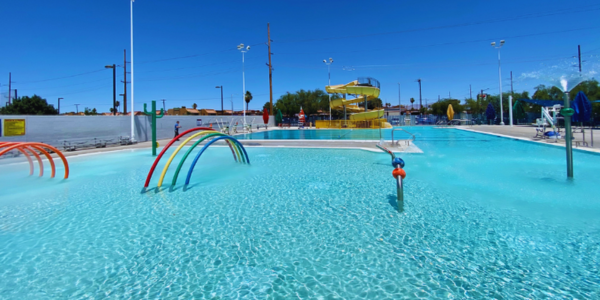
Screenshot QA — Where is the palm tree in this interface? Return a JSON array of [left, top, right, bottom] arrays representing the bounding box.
[[192, 103, 198, 110], [245, 91, 253, 112], [410, 97, 415, 110]]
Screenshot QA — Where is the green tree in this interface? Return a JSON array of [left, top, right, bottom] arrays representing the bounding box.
[[84, 107, 98, 115], [0, 95, 58, 115], [245, 91, 253, 111], [192, 103, 198, 110], [263, 101, 270, 114], [430, 99, 464, 117], [357, 97, 383, 110], [410, 97, 415, 109], [274, 89, 337, 117]]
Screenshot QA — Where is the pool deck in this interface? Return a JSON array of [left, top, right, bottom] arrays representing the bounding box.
[[0, 129, 422, 165], [7, 125, 598, 164], [458, 125, 600, 153]]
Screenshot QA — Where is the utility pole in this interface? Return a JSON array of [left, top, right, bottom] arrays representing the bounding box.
[[397, 83, 401, 116], [8, 72, 11, 104], [578, 45, 582, 73], [105, 64, 116, 115], [267, 23, 273, 115], [449, 91, 451, 98], [161, 99, 166, 111], [75, 104, 80, 114], [470, 84, 472, 99], [58, 98, 63, 114], [123, 49, 128, 114]]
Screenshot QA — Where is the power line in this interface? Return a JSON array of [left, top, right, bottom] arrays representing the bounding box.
[[16, 69, 105, 84], [136, 43, 265, 65], [275, 6, 600, 43], [277, 26, 600, 55]]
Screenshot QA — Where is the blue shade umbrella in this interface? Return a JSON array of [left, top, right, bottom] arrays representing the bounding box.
[[485, 103, 496, 121], [571, 91, 591, 123]]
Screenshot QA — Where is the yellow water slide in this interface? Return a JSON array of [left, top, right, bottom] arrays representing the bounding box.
[[325, 78, 392, 128]]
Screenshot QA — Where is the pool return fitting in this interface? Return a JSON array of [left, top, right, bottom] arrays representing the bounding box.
[[376, 143, 406, 212]]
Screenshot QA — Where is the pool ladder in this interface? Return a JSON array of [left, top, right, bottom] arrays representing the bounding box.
[[392, 128, 415, 147]]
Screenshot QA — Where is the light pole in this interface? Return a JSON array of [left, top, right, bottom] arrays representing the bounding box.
[[216, 85, 223, 114], [75, 104, 80, 114], [105, 64, 116, 115], [237, 43, 250, 126], [323, 58, 333, 121], [491, 40, 505, 125], [58, 98, 63, 114], [130, 0, 136, 141], [417, 79, 422, 116]]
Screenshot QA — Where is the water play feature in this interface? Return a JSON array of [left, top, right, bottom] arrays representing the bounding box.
[[0, 142, 69, 179], [143, 100, 165, 156], [143, 127, 249, 189], [521, 61, 599, 178], [376, 142, 407, 212]]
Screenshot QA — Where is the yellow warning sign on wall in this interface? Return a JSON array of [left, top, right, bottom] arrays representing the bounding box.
[[3, 119, 26, 136]]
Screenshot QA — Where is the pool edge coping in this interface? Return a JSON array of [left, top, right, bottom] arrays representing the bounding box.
[[457, 127, 600, 154]]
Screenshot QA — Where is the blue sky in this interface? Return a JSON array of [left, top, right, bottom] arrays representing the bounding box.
[[1, 0, 599, 113]]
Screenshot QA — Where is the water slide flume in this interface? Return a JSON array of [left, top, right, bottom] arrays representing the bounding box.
[[325, 78, 392, 127], [143, 127, 250, 190], [0, 142, 69, 179]]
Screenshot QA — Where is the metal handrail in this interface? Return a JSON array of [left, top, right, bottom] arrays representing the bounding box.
[[392, 128, 415, 146]]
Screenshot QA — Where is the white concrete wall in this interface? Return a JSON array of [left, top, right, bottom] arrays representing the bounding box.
[[0, 115, 274, 147]]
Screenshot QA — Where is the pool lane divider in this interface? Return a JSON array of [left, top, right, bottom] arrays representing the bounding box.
[[0, 142, 69, 179], [143, 127, 250, 189]]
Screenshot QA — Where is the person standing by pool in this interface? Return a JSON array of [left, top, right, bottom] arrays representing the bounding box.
[[174, 121, 181, 141]]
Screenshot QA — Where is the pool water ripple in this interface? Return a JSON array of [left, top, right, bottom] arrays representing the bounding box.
[[0, 128, 599, 298]]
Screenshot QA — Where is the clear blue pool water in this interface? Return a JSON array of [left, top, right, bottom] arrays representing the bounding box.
[[236, 128, 406, 140], [1, 127, 599, 299], [236, 127, 490, 141]]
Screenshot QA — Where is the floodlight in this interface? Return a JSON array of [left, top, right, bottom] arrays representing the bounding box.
[[246, 46, 250, 50], [491, 42, 496, 47], [323, 59, 326, 63], [329, 58, 333, 62], [500, 40, 505, 45]]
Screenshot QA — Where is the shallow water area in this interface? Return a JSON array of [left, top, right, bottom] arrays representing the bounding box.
[[0, 127, 599, 299]]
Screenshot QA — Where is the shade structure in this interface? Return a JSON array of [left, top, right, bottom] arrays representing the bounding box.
[[262, 108, 269, 124], [572, 91, 592, 123], [446, 104, 455, 121], [512, 100, 527, 122], [275, 109, 283, 126], [486, 103, 496, 121]]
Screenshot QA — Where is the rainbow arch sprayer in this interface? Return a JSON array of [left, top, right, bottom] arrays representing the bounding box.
[[0, 142, 70, 179], [143, 127, 249, 189]]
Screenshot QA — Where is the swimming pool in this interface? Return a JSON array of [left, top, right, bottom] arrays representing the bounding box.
[[1, 127, 599, 298], [235, 127, 486, 142]]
